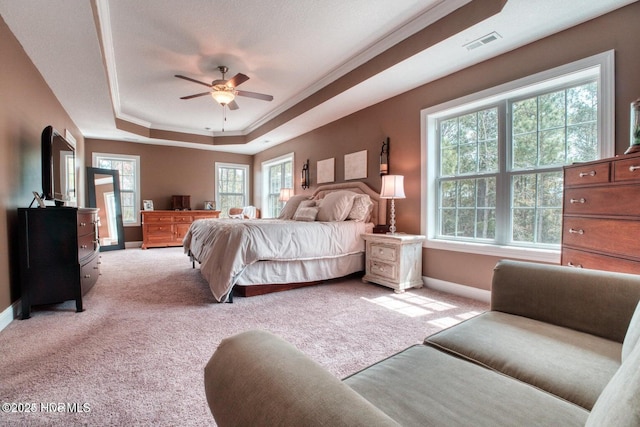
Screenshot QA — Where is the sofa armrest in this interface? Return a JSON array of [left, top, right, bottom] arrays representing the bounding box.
[[204, 330, 400, 427], [491, 260, 640, 343]]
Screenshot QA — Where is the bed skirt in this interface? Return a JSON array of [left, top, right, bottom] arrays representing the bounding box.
[[235, 252, 365, 286]]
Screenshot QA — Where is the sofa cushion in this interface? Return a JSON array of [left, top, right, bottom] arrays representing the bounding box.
[[491, 260, 640, 343], [344, 345, 589, 427], [425, 311, 621, 410], [622, 301, 640, 362], [586, 339, 640, 426]]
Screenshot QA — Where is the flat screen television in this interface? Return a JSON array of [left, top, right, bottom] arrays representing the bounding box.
[[41, 125, 76, 206]]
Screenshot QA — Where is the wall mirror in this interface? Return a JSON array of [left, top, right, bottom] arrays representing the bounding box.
[[87, 167, 125, 251]]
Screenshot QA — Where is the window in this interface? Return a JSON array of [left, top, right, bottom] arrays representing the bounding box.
[[93, 153, 140, 226], [261, 153, 293, 218], [215, 163, 249, 217], [422, 52, 614, 262]]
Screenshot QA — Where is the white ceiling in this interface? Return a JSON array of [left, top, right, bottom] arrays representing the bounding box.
[[1, 0, 635, 154]]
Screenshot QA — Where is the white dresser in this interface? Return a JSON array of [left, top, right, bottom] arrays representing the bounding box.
[[362, 233, 425, 293]]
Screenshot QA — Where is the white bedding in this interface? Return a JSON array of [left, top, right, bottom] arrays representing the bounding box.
[[183, 218, 369, 302]]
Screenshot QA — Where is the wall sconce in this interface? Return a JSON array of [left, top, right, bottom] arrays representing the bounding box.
[[380, 137, 389, 176], [301, 159, 310, 189]]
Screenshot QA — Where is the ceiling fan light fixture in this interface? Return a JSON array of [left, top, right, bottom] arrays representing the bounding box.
[[211, 88, 236, 105]]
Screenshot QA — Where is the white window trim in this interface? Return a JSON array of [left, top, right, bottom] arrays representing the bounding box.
[[215, 162, 250, 215], [92, 152, 141, 227], [420, 50, 615, 263], [261, 152, 294, 218]]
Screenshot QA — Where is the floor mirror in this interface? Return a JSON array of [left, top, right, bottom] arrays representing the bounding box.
[[87, 167, 125, 251]]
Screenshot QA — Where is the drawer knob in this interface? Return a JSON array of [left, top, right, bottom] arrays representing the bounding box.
[[579, 170, 596, 177], [570, 198, 586, 204], [80, 222, 87, 226], [630, 165, 640, 172], [80, 244, 87, 249], [567, 262, 583, 268], [568, 228, 584, 235], [84, 274, 91, 278]]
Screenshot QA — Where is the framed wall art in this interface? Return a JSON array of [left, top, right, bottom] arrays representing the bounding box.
[[344, 150, 367, 180], [317, 158, 335, 184]]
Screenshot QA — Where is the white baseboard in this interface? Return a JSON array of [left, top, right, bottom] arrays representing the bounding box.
[[423, 276, 491, 304], [0, 300, 19, 332]]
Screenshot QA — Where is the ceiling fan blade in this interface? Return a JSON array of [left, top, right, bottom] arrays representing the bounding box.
[[228, 100, 240, 110], [236, 90, 273, 102], [227, 73, 250, 88], [175, 74, 212, 88], [180, 92, 210, 100]]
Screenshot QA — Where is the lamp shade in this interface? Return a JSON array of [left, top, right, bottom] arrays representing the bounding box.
[[380, 175, 405, 199], [279, 188, 294, 202]]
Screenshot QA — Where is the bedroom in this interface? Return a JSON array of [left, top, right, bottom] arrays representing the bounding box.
[[1, 0, 640, 423]]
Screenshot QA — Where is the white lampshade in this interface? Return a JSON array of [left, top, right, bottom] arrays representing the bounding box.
[[279, 188, 294, 202], [211, 88, 236, 105], [380, 175, 405, 199]]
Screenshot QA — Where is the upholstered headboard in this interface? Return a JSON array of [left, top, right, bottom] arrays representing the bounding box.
[[311, 182, 386, 226]]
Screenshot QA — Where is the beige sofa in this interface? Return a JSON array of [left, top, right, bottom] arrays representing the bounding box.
[[204, 260, 640, 426]]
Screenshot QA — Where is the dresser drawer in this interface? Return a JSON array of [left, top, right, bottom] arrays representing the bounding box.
[[78, 232, 98, 261], [368, 243, 397, 262], [613, 157, 640, 183], [564, 162, 610, 187], [368, 260, 397, 281], [563, 186, 640, 216], [562, 217, 640, 260], [77, 213, 97, 237], [561, 248, 640, 275], [143, 214, 173, 223], [80, 254, 100, 294], [173, 214, 194, 223]]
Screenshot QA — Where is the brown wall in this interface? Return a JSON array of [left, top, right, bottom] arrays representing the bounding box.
[[0, 16, 85, 313], [84, 139, 251, 241], [255, 2, 640, 292], [2, 3, 639, 317]]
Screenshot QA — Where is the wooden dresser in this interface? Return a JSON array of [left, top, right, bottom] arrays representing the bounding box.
[[141, 210, 220, 249], [562, 153, 640, 274], [18, 207, 100, 319]]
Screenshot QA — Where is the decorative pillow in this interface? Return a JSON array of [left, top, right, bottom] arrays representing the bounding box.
[[277, 195, 310, 220], [585, 339, 640, 427], [316, 190, 357, 222], [298, 200, 316, 209], [622, 301, 640, 362], [348, 194, 373, 222], [293, 206, 319, 222]]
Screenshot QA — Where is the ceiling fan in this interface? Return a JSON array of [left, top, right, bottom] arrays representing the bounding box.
[[175, 66, 273, 110]]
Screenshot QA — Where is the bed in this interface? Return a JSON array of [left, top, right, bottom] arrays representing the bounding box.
[[183, 182, 386, 302]]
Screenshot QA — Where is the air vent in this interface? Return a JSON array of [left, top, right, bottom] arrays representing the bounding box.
[[463, 31, 501, 51]]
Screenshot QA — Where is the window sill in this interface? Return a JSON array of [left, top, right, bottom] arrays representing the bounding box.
[[424, 238, 561, 264]]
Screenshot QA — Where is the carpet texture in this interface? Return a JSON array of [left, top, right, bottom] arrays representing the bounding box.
[[0, 247, 488, 426]]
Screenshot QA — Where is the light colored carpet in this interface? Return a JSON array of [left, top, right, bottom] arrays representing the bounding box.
[[0, 247, 488, 426]]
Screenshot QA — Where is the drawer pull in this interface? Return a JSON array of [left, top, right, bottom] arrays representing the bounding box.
[[569, 198, 586, 204], [579, 170, 596, 177], [80, 222, 87, 227], [80, 244, 87, 249], [84, 274, 91, 278], [567, 262, 583, 268], [568, 228, 584, 235], [630, 165, 640, 172]]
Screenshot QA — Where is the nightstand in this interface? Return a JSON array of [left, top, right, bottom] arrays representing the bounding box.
[[362, 233, 425, 293]]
